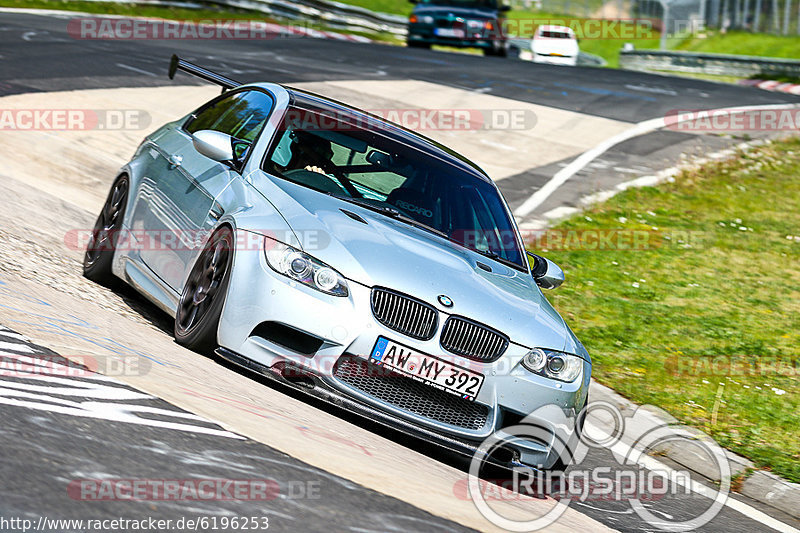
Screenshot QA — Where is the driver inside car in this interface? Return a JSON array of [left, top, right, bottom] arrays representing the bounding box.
[[286, 131, 336, 176]]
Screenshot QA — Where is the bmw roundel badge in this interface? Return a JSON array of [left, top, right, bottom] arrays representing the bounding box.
[[438, 295, 453, 307]]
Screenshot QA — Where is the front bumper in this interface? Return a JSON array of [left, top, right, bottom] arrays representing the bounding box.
[[218, 233, 590, 468], [407, 29, 500, 49], [532, 53, 577, 66]]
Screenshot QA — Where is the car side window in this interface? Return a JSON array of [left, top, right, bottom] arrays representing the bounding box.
[[185, 90, 275, 156]]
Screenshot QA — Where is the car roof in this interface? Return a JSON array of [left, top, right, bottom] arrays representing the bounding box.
[[282, 86, 492, 183]]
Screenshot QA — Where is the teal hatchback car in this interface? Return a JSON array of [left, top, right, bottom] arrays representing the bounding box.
[[406, 0, 509, 56]]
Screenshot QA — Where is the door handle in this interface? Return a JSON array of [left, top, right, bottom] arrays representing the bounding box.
[[167, 154, 183, 169]]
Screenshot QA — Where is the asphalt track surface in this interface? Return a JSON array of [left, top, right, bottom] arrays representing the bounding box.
[[1, 11, 796, 121], [0, 329, 474, 532], [4, 10, 796, 220], [1, 10, 799, 533]]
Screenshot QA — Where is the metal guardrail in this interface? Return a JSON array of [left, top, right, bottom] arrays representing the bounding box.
[[205, 0, 408, 35], [620, 49, 800, 77]]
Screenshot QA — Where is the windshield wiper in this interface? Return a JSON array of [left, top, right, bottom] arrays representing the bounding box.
[[471, 247, 526, 271], [473, 248, 499, 259], [332, 195, 449, 240]]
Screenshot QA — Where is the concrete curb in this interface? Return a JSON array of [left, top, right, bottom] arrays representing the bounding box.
[[739, 78, 800, 96], [741, 471, 800, 517], [589, 379, 800, 519]]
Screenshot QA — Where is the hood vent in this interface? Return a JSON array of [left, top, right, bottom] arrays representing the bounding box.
[[340, 209, 367, 224], [476, 261, 492, 272]]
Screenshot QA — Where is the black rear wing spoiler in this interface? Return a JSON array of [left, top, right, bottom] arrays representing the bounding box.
[[168, 54, 241, 92]]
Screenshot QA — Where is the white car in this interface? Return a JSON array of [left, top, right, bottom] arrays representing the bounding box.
[[531, 25, 579, 66]]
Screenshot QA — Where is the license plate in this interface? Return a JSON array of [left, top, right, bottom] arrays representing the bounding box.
[[434, 28, 465, 38], [370, 337, 484, 401]]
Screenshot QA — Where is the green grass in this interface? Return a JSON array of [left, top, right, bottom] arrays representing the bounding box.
[[333, 0, 413, 16], [749, 73, 800, 83], [676, 30, 800, 59], [540, 138, 800, 482]]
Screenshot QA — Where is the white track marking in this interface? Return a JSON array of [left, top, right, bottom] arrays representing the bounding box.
[[0, 330, 30, 340], [116, 63, 157, 77], [587, 421, 800, 533], [0, 341, 35, 352], [513, 103, 800, 219], [0, 339, 243, 439]]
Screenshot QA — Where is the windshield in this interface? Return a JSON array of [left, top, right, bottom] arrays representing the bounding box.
[[540, 30, 572, 38], [263, 106, 525, 269]]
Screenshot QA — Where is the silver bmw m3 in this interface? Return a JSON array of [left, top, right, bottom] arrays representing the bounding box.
[[84, 56, 591, 471]]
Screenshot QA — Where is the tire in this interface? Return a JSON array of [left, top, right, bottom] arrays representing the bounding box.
[[483, 42, 507, 57], [407, 40, 430, 49], [83, 175, 129, 286], [174, 226, 234, 353]]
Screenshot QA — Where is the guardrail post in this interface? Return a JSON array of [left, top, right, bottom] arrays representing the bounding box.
[[754, 0, 762, 30], [782, 0, 792, 34], [771, 0, 780, 32]]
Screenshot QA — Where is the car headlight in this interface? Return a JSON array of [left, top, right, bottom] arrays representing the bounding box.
[[420, 15, 434, 24], [265, 239, 349, 297], [521, 348, 583, 383]]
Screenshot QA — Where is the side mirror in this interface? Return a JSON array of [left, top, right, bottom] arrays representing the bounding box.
[[499, 4, 511, 11], [409, 0, 418, 4], [526, 252, 564, 290], [192, 130, 235, 163]]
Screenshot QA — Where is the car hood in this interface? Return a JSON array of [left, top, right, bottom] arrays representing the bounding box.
[[253, 175, 569, 351], [414, 5, 497, 19]]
